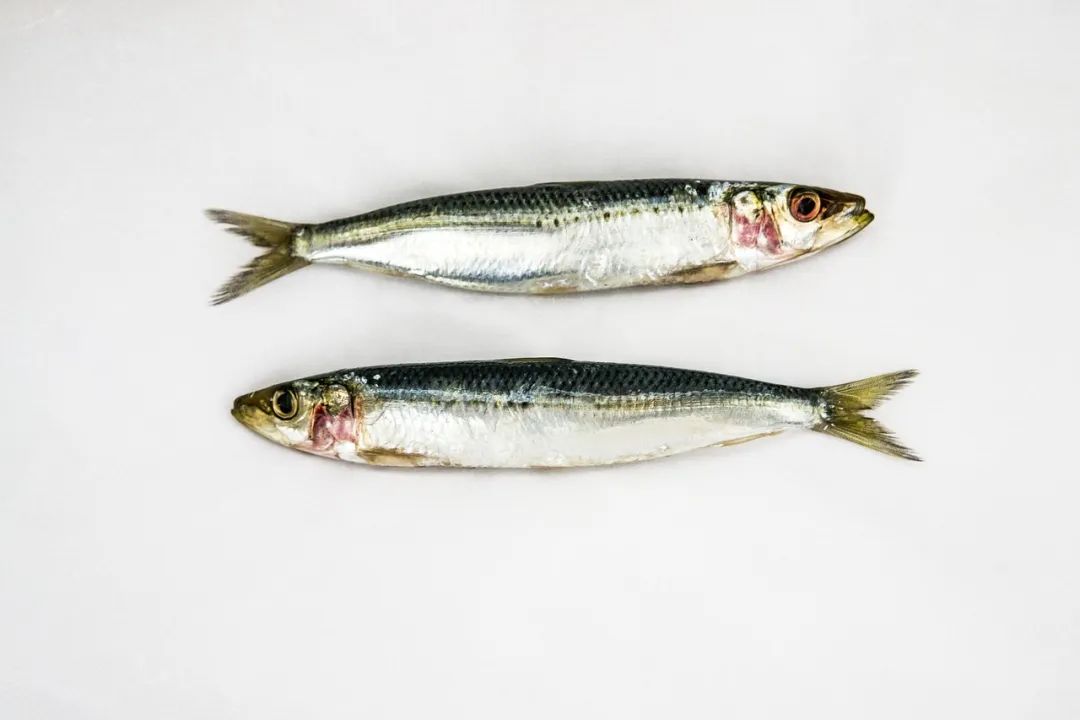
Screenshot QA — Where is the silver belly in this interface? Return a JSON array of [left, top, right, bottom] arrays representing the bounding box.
[[353, 396, 812, 468], [306, 209, 732, 292]]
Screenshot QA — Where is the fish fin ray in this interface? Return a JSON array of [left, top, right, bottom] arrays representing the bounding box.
[[497, 357, 574, 365], [815, 370, 920, 461], [207, 209, 310, 305], [359, 448, 437, 467], [660, 261, 740, 285], [710, 429, 783, 448]]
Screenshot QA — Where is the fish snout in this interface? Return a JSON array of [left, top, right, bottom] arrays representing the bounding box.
[[231, 393, 265, 427]]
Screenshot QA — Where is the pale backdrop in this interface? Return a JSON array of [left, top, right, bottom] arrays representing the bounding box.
[[2, 1, 1077, 718]]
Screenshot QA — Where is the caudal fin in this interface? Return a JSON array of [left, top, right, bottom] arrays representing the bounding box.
[[207, 209, 309, 305], [815, 370, 920, 461]]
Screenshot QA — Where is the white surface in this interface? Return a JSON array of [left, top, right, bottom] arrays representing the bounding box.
[[2, 1, 1078, 717]]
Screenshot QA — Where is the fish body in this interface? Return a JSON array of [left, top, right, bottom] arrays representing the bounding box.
[[210, 180, 872, 304], [231, 359, 918, 468]]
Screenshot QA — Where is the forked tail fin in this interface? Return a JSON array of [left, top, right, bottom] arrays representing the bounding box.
[[207, 209, 309, 305], [815, 370, 920, 461]]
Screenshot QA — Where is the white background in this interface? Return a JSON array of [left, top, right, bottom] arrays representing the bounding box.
[[2, 1, 1078, 717]]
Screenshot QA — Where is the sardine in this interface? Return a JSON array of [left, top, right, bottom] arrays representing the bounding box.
[[231, 359, 917, 468], [209, 180, 872, 304]]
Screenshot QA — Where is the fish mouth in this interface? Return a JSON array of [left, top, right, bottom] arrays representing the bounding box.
[[232, 408, 283, 448], [805, 206, 873, 256], [231, 395, 272, 437], [830, 192, 871, 228], [231, 395, 252, 424], [833, 207, 874, 244], [840, 193, 871, 227]]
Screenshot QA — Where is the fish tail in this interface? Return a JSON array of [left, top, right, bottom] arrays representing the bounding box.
[[814, 370, 920, 461], [207, 209, 310, 305]]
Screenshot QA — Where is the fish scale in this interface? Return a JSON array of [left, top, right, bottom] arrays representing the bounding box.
[[209, 178, 873, 303], [343, 359, 803, 400], [320, 180, 709, 232], [231, 359, 918, 468]]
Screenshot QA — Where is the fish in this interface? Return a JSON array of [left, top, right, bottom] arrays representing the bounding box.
[[230, 358, 918, 468], [208, 179, 873, 304]]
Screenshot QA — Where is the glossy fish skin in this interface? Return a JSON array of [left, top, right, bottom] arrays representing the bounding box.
[[231, 359, 918, 468], [210, 180, 873, 304]]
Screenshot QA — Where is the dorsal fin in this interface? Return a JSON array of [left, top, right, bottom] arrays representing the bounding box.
[[496, 357, 574, 365]]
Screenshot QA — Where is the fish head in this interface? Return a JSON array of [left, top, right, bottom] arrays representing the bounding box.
[[231, 378, 357, 458], [726, 183, 873, 272]]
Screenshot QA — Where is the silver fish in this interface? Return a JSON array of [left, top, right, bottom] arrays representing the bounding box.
[[231, 359, 917, 468], [209, 180, 872, 304]]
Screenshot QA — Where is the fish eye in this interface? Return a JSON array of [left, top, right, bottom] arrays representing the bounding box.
[[789, 189, 822, 222], [271, 388, 298, 419]]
